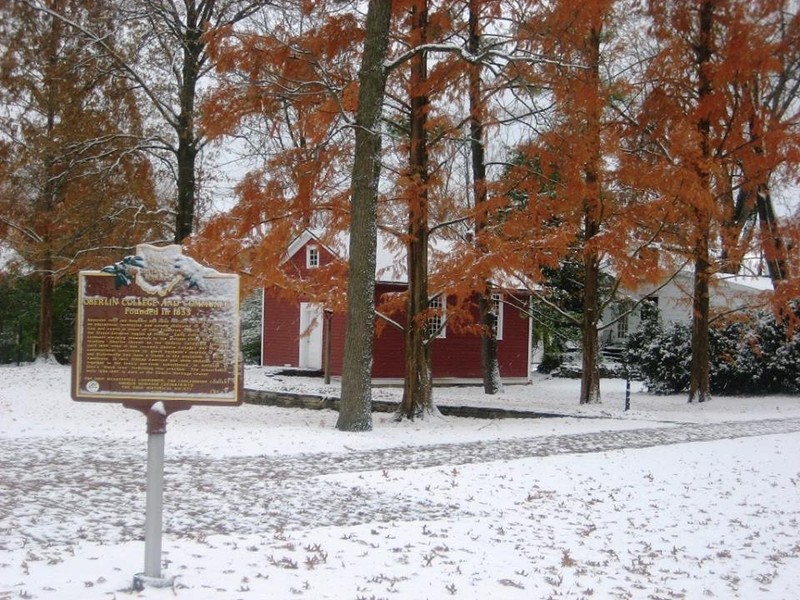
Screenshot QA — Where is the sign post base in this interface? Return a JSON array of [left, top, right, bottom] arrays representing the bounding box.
[[132, 572, 178, 591]]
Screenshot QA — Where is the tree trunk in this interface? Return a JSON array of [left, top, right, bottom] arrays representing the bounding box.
[[479, 294, 503, 394], [469, 0, 502, 395], [580, 253, 601, 404], [399, 253, 432, 420], [336, 0, 393, 432], [37, 264, 55, 361], [173, 7, 203, 244], [743, 72, 788, 283], [719, 97, 788, 283], [579, 22, 602, 405], [688, 0, 715, 403], [756, 185, 788, 282], [398, 0, 434, 420], [37, 15, 59, 362], [399, 227, 432, 419], [175, 136, 197, 243], [689, 240, 711, 402]]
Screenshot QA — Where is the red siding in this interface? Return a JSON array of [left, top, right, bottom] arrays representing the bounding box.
[[497, 300, 531, 378], [368, 287, 530, 380], [371, 319, 406, 378], [262, 290, 300, 367], [325, 313, 347, 374]]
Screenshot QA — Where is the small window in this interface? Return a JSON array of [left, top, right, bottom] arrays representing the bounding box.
[[491, 293, 504, 341], [306, 245, 320, 268], [617, 314, 629, 339], [427, 294, 446, 338]]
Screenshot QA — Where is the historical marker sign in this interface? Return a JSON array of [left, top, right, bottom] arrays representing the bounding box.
[[72, 244, 242, 407]]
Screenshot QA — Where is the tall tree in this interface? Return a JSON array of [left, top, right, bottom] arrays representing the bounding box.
[[25, 0, 271, 243], [620, 0, 718, 403], [469, 0, 503, 395], [337, 0, 394, 431], [398, 0, 435, 419], [688, 0, 715, 403], [0, 0, 159, 360], [503, 0, 626, 404], [637, 0, 800, 402], [572, 1, 608, 405]]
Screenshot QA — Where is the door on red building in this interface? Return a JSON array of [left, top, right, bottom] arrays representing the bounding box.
[[299, 302, 323, 369]]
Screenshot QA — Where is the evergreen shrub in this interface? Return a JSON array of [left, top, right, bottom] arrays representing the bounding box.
[[626, 303, 800, 395]]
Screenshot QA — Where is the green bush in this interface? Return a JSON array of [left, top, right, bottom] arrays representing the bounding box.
[[626, 304, 800, 395], [240, 292, 263, 365]]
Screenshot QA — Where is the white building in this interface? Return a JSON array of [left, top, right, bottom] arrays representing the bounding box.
[[602, 271, 773, 348]]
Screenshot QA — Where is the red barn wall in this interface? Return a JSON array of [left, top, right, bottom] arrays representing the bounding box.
[[262, 289, 301, 367], [326, 312, 347, 375], [369, 287, 530, 380], [496, 299, 531, 378]]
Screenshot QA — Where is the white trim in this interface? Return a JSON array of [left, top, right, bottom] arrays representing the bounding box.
[[285, 230, 339, 264], [428, 294, 446, 339], [492, 292, 504, 341], [616, 314, 629, 339], [285, 230, 317, 260], [527, 305, 533, 383], [299, 302, 323, 369]]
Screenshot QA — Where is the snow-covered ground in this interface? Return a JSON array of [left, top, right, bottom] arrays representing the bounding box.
[[1, 363, 799, 599]]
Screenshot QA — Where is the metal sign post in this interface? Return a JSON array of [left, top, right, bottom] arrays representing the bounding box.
[[71, 244, 242, 591], [144, 404, 167, 580], [127, 401, 189, 590]]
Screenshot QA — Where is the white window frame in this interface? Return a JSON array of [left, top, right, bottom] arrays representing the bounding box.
[[306, 245, 320, 269], [427, 294, 447, 339], [491, 292, 504, 341]]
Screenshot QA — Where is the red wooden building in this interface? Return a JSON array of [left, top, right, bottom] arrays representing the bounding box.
[[261, 230, 532, 384]]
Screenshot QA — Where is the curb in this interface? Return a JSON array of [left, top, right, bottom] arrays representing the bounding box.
[[244, 388, 566, 420]]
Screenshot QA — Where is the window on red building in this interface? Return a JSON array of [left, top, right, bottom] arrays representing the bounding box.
[[306, 245, 320, 268]]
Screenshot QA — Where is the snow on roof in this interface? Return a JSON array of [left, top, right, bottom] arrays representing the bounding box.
[[713, 273, 774, 292], [285, 228, 530, 290], [284, 228, 428, 284]]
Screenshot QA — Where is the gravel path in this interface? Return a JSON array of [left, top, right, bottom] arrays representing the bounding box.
[[2, 417, 799, 551]]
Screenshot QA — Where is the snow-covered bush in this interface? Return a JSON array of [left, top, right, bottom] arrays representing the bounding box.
[[626, 303, 800, 395], [757, 306, 800, 393], [240, 292, 263, 365], [709, 317, 765, 394], [625, 308, 691, 394]]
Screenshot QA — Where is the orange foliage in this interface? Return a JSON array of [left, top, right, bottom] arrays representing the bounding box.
[[195, 3, 366, 299]]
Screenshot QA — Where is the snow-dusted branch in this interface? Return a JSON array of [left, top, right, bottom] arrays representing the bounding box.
[[21, 0, 182, 131], [384, 42, 587, 74]]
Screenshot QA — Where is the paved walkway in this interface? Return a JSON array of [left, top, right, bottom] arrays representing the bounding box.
[[1, 417, 799, 549]]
